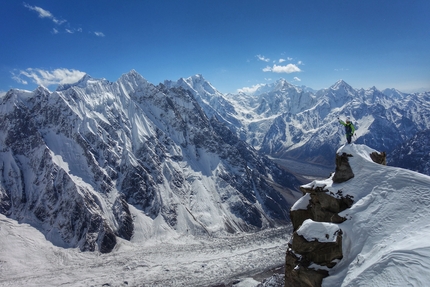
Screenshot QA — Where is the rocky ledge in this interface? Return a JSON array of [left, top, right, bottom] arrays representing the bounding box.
[[284, 147, 386, 287]]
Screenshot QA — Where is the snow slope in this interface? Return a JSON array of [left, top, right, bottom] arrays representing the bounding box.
[[297, 144, 430, 286]]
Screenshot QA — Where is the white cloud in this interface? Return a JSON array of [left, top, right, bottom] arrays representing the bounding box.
[[256, 55, 270, 62], [279, 58, 286, 63], [94, 31, 105, 37], [237, 83, 265, 94], [23, 3, 66, 25], [297, 60, 303, 65], [12, 68, 86, 87], [293, 77, 301, 82], [287, 57, 293, 61], [263, 64, 301, 74]]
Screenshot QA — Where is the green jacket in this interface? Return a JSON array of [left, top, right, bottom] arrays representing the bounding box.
[[339, 120, 355, 136]]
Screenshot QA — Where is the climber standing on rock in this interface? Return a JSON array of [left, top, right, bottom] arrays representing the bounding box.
[[338, 116, 355, 144]]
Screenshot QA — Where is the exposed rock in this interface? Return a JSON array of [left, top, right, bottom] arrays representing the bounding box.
[[285, 248, 329, 287], [370, 151, 387, 165], [285, 151, 356, 287], [332, 152, 354, 183], [291, 231, 343, 267], [291, 186, 353, 231]]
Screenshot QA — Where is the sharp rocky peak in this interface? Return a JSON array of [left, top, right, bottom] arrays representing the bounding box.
[[331, 79, 353, 91]]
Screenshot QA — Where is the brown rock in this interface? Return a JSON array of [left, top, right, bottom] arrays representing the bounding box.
[[332, 153, 354, 183], [285, 248, 329, 287], [291, 230, 343, 267], [370, 151, 387, 165]]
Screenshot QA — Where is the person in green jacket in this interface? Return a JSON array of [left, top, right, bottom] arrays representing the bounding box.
[[338, 116, 355, 144]]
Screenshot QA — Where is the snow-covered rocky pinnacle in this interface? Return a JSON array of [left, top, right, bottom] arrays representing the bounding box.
[[0, 70, 300, 253], [285, 144, 430, 286]]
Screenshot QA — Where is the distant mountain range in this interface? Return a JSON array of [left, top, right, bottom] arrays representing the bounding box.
[[1, 70, 429, 253], [168, 75, 430, 170]]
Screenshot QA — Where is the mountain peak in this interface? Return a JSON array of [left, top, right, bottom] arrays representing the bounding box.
[[118, 69, 147, 84], [170, 74, 218, 95], [56, 73, 94, 91], [331, 79, 352, 90]]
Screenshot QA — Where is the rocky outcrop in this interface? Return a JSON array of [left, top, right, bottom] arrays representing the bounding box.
[[285, 149, 387, 287], [290, 186, 353, 231], [370, 151, 387, 165], [332, 152, 354, 183]]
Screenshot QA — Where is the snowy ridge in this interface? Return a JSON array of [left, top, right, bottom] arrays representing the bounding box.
[[296, 144, 430, 286]]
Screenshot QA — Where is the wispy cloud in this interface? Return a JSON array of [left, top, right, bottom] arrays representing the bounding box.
[[237, 83, 265, 94], [256, 55, 270, 62], [279, 58, 286, 63], [23, 3, 103, 37], [23, 2, 66, 25], [12, 68, 86, 87], [293, 77, 301, 82], [263, 64, 301, 74]]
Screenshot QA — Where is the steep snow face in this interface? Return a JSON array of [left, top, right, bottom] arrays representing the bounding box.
[[298, 144, 430, 286], [164, 75, 243, 139], [0, 70, 300, 252]]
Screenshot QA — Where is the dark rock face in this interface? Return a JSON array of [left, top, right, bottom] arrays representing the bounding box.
[[291, 186, 353, 231], [370, 151, 387, 165], [291, 231, 343, 267], [285, 248, 329, 287], [332, 153, 354, 183]]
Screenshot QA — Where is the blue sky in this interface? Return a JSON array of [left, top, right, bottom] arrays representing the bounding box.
[[1, 0, 429, 94]]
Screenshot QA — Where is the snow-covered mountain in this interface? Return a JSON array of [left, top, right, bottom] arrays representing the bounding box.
[[217, 79, 430, 166], [0, 70, 301, 253], [288, 144, 430, 286], [389, 129, 430, 175]]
